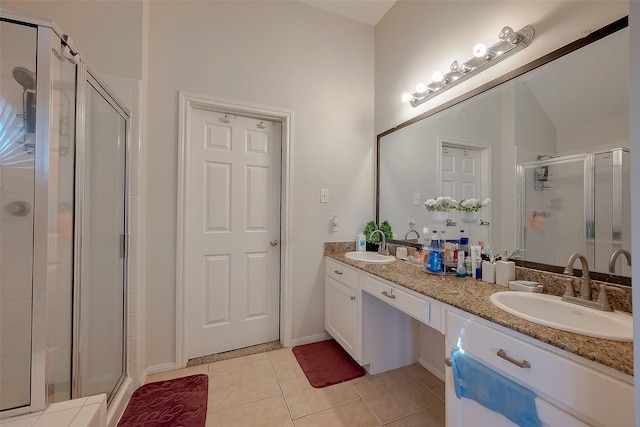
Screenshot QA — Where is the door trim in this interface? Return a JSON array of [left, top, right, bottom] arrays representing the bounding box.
[[176, 92, 293, 368]]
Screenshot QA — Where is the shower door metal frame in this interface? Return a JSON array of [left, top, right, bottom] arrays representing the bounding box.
[[516, 154, 592, 266], [1, 8, 130, 416], [0, 10, 62, 417], [517, 149, 629, 273], [72, 62, 130, 402]]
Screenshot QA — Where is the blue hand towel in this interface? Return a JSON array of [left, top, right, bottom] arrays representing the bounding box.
[[451, 350, 541, 427]]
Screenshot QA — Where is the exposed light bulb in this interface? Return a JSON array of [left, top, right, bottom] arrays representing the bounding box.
[[499, 26, 518, 43], [415, 83, 428, 94], [402, 92, 413, 103], [473, 43, 487, 58], [431, 71, 444, 82]]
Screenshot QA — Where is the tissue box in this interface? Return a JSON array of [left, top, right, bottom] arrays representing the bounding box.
[[495, 260, 515, 287]]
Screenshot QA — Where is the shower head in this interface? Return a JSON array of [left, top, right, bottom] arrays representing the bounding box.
[[12, 67, 36, 90]]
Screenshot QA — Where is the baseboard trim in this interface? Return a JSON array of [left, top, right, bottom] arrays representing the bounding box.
[[145, 362, 177, 376], [418, 355, 445, 382], [290, 332, 332, 347]]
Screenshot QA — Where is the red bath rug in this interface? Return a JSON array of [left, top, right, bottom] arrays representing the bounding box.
[[118, 374, 208, 427], [292, 339, 366, 388]]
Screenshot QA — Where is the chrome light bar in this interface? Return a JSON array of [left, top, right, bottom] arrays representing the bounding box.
[[403, 25, 535, 108]]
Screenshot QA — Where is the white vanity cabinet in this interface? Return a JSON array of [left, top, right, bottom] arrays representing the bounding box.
[[445, 308, 634, 427], [325, 258, 361, 362]]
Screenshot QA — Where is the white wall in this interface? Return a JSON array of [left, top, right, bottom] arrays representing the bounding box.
[[145, 1, 375, 367], [1, 0, 144, 80], [375, 1, 629, 134]]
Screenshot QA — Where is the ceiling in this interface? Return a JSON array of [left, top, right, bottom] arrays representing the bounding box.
[[298, 0, 397, 26]]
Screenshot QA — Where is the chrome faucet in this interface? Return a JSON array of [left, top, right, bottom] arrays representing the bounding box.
[[609, 249, 631, 273], [404, 229, 420, 240], [563, 252, 591, 300], [369, 230, 389, 256]]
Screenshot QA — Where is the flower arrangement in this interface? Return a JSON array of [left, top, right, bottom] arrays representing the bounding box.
[[424, 196, 457, 212], [457, 198, 491, 212]]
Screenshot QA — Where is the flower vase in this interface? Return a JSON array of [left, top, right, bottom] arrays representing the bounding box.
[[432, 211, 449, 223], [461, 211, 478, 223]]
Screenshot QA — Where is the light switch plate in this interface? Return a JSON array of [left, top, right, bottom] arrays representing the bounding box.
[[320, 189, 329, 203], [413, 193, 420, 205]]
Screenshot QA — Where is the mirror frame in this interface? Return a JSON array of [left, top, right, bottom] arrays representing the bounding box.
[[376, 16, 630, 286]]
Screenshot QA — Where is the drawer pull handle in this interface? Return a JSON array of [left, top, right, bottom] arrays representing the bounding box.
[[497, 349, 531, 369], [382, 290, 396, 299], [334, 270, 343, 275], [444, 357, 452, 367], [350, 295, 356, 301]]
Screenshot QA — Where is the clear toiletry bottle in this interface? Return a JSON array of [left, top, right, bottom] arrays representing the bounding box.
[[456, 251, 466, 277]]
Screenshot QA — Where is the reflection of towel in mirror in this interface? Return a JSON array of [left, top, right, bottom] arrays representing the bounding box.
[[451, 350, 541, 427], [530, 213, 546, 230]]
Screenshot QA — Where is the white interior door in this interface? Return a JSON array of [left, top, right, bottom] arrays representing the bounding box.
[[185, 108, 281, 359], [441, 145, 482, 201]]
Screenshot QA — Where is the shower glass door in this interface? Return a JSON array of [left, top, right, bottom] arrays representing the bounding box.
[[75, 73, 127, 400], [0, 19, 37, 412], [517, 155, 588, 267]]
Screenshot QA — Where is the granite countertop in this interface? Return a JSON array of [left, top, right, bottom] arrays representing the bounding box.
[[325, 242, 634, 377]]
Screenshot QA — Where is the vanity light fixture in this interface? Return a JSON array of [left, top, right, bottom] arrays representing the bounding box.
[[402, 25, 535, 108]]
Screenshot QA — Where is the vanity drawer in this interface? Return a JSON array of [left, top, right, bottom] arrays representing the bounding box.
[[361, 274, 432, 326], [446, 309, 634, 427], [325, 258, 358, 289]]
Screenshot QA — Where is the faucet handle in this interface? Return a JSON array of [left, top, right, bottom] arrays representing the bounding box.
[[596, 285, 624, 312], [563, 277, 575, 297]]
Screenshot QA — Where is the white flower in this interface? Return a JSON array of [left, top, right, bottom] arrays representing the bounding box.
[[424, 196, 456, 212], [456, 198, 487, 212]]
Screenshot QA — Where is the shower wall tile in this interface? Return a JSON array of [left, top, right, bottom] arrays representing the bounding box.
[[129, 289, 139, 313], [128, 336, 137, 361], [101, 74, 133, 112], [128, 313, 138, 339], [1, 245, 33, 273], [1, 167, 35, 193], [1, 272, 31, 299], [132, 81, 141, 117], [129, 172, 141, 196], [128, 266, 140, 291], [0, 353, 30, 382], [0, 380, 30, 415], [129, 195, 140, 221], [1, 219, 33, 247], [128, 243, 139, 266], [0, 326, 30, 356], [129, 220, 140, 244], [1, 298, 31, 328]]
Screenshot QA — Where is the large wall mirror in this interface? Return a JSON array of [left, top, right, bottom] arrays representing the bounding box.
[[377, 17, 630, 285]]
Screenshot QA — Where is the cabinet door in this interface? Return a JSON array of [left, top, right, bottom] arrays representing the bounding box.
[[445, 347, 589, 427], [325, 276, 359, 361]]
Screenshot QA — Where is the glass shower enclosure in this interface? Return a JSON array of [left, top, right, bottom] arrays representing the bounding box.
[[0, 10, 129, 417], [517, 148, 631, 277]]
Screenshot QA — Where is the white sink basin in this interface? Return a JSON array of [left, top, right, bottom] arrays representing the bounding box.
[[344, 251, 396, 264], [490, 291, 633, 342]]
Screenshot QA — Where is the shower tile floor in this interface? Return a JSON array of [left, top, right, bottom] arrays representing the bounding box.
[[144, 347, 445, 426]]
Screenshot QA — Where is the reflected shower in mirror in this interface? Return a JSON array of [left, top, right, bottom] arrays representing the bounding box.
[[377, 17, 630, 283]]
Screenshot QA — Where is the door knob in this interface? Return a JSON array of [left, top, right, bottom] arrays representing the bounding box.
[[270, 239, 279, 247]]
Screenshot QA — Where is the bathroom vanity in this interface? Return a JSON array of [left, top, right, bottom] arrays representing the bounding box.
[[324, 245, 634, 427]]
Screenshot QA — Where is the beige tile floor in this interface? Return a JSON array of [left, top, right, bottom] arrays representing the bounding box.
[[145, 347, 445, 426]]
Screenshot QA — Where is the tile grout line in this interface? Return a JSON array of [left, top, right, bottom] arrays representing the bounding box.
[[267, 352, 296, 425], [348, 379, 384, 426]]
